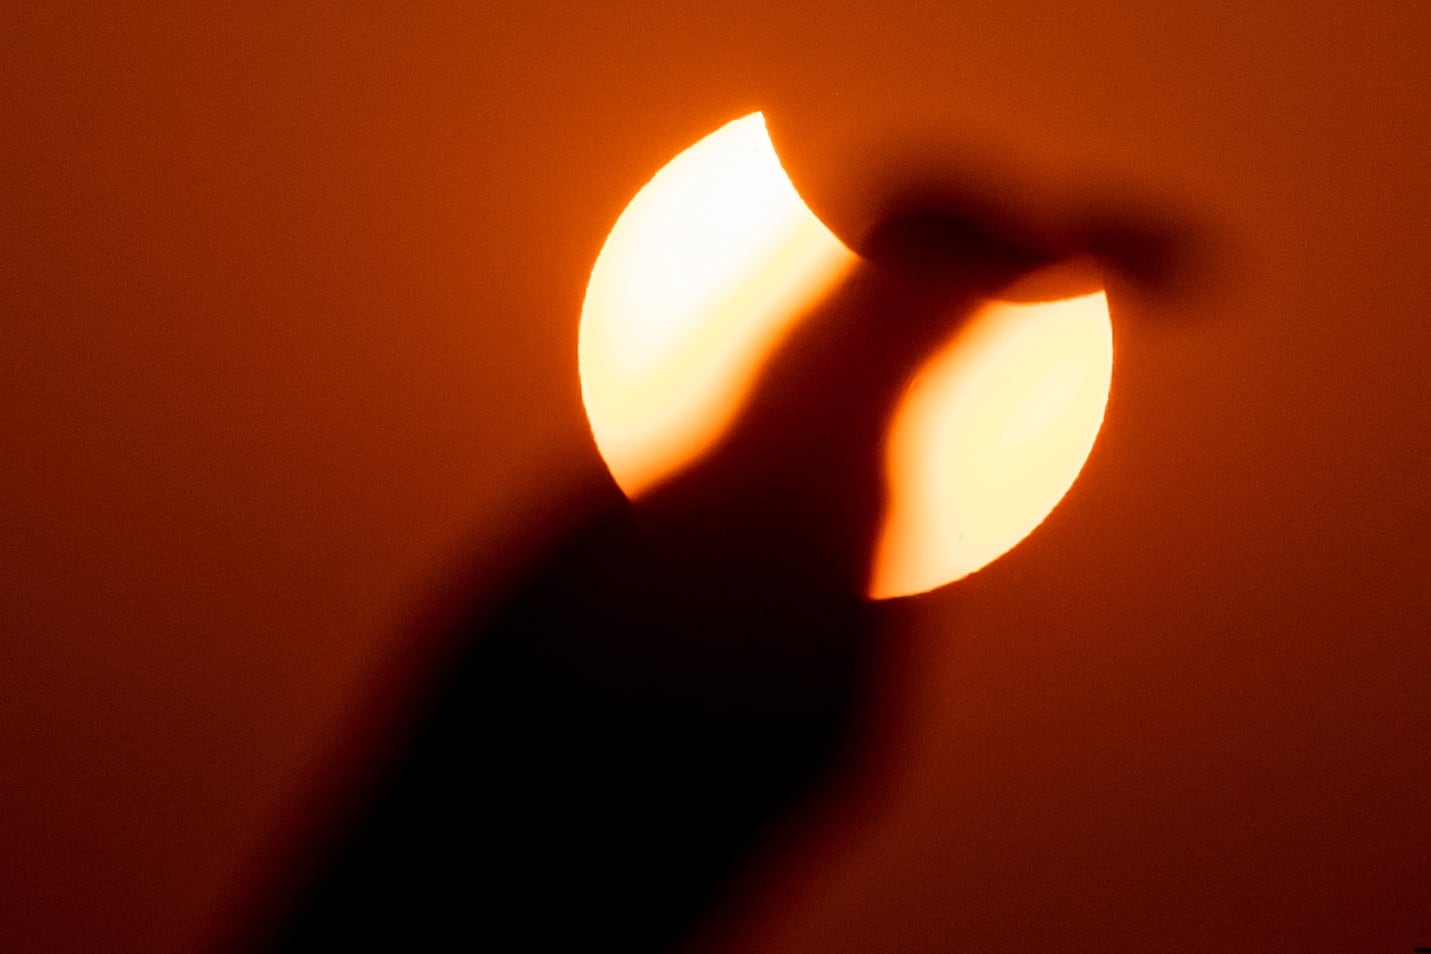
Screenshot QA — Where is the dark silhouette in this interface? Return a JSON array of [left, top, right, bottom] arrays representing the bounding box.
[[256, 198, 1197, 952]]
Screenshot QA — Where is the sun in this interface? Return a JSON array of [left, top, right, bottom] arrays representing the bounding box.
[[578, 113, 855, 496], [870, 289, 1111, 597], [578, 112, 1112, 599]]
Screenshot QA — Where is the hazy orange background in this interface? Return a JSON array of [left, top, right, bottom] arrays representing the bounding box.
[[3, 2, 1428, 951]]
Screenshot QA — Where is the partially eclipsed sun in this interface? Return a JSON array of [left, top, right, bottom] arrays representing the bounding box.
[[578, 112, 1112, 599]]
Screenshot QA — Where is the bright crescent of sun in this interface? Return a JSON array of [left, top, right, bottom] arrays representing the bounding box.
[[578, 112, 1113, 599]]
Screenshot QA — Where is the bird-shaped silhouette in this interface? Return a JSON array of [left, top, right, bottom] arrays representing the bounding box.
[[258, 191, 1197, 952]]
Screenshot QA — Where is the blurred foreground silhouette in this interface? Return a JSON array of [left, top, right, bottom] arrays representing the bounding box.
[[254, 194, 1202, 952]]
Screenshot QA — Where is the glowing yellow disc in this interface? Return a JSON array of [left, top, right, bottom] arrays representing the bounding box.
[[578, 112, 1112, 599], [869, 292, 1111, 598], [578, 114, 855, 496]]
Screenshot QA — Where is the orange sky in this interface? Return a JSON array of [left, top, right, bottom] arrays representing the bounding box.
[[2, 2, 1429, 951]]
